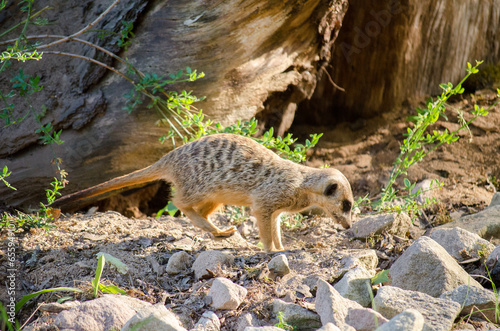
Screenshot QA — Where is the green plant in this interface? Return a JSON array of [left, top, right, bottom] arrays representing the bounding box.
[[275, 311, 296, 330], [280, 213, 307, 229], [176, 115, 323, 163], [356, 61, 500, 217], [0, 166, 15, 190], [92, 253, 127, 298], [224, 206, 248, 225], [156, 201, 179, 218], [15, 287, 82, 314]]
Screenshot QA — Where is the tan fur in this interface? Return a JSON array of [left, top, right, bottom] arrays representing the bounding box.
[[51, 133, 354, 252]]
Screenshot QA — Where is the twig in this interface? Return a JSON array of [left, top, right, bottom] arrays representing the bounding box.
[[320, 66, 345, 92], [20, 301, 43, 330], [0, 35, 126, 65], [42, 51, 132, 83]]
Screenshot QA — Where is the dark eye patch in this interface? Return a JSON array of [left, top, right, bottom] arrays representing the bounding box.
[[342, 200, 352, 213], [324, 183, 337, 196]]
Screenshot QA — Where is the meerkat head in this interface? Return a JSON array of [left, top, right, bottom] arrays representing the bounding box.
[[307, 168, 354, 229]]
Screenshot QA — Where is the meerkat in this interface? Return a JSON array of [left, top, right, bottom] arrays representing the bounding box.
[[50, 133, 354, 252]]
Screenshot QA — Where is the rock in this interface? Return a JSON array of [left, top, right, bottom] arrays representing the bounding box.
[[315, 279, 363, 327], [389, 236, 483, 297], [438, 205, 500, 240], [334, 266, 375, 307], [192, 250, 234, 280], [272, 299, 322, 329], [237, 313, 261, 331], [486, 245, 500, 270], [410, 179, 436, 204], [337, 249, 379, 271], [208, 277, 247, 310], [486, 245, 500, 287], [121, 304, 187, 331], [316, 323, 342, 331], [166, 251, 194, 275], [191, 310, 221, 331], [52, 294, 151, 331], [349, 212, 412, 239], [268, 254, 291, 277], [244, 327, 285, 331], [373, 286, 461, 331], [489, 192, 500, 207], [39, 301, 81, 313], [439, 284, 499, 323], [345, 308, 389, 331], [375, 309, 424, 331], [430, 227, 495, 261]]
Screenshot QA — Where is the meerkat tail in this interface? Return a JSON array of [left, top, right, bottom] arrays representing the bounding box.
[[50, 165, 162, 208]]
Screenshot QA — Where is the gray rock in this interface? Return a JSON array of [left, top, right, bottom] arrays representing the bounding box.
[[349, 212, 411, 239], [272, 299, 321, 329], [345, 308, 388, 331], [389, 236, 483, 297], [192, 250, 234, 279], [121, 304, 187, 331], [440, 284, 499, 323], [375, 309, 424, 331], [316, 323, 342, 331], [334, 266, 375, 307], [486, 245, 500, 270], [337, 249, 379, 271], [315, 279, 363, 327], [430, 227, 495, 261], [438, 205, 500, 240], [208, 277, 247, 310], [237, 313, 261, 331], [373, 286, 461, 331], [39, 300, 81, 313], [268, 254, 291, 277], [166, 251, 194, 275], [244, 328, 284, 331], [53, 294, 151, 331], [489, 192, 500, 207], [191, 310, 220, 331]]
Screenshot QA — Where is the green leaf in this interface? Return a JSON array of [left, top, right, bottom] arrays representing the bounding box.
[[92, 254, 105, 298], [403, 178, 411, 188], [99, 284, 126, 295], [371, 270, 390, 285], [96, 252, 129, 274], [15, 287, 82, 313]]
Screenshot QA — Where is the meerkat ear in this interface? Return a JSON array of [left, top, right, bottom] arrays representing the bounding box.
[[324, 183, 338, 196]]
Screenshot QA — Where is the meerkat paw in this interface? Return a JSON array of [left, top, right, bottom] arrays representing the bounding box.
[[212, 226, 237, 237]]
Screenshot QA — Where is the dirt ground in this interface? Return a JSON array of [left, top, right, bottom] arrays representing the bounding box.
[[296, 88, 500, 218], [1, 88, 499, 330]]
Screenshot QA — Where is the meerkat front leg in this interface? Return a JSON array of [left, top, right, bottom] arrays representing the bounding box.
[[176, 205, 236, 237], [271, 211, 284, 251], [253, 208, 283, 253]]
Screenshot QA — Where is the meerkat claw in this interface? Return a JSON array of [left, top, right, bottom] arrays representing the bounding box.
[[212, 226, 237, 237]]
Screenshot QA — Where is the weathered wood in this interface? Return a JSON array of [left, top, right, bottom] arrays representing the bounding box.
[[299, 0, 500, 123]]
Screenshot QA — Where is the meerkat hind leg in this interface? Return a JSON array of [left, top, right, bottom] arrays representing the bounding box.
[[178, 205, 236, 237], [197, 201, 237, 237]]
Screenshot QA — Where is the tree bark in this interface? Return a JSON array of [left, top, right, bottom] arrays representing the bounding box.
[[298, 0, 500, 123]]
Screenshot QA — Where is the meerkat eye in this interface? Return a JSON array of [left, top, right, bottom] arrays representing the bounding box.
[[324, 183, 338, 196], [342, 200, 352, 213]]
